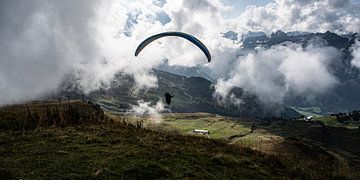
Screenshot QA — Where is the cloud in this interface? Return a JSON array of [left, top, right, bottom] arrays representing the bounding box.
[[131, 100, 165, 123], [131, 100, 165, 115], [0, 0, 357, 107], [215, 43, 339, 103], [351, 39, 360, 68], [0, 0, 234, 105], [232, 0, 360, 34], [0, 0, 99, 104], [0, 0, 170, 104]]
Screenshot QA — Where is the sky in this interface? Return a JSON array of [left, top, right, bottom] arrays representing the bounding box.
[[223, 0, 273, 17], [224, 0, 360, 17], [1, 0, 360, 107], [225, 0, 360, 13]]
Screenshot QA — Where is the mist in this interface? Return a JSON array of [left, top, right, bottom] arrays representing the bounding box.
[[215, 43, 340, 103], [131, 100, 165, 124], [351, 40, 360, 68], [0, 0, 359, 107]]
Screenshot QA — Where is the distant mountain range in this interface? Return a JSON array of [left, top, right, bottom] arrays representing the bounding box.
[[169, 30, 360, 114], [240, 30, 356, 49], [54, 70, 299, 118], [54, 30, 360, 117], [239, 30, 360, 113]]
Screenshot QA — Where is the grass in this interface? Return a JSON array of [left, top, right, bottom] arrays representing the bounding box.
[[314, 116, 360, 129], [1, 121, 357, 179], [0, 101, 359, 179], [159, 113, 252, 139], [314, 116, 339, 126], [292, 106, 324, 117], [0, 100, 104, 130], [120, 113, 252, 139], [231, 129, 285, 153]]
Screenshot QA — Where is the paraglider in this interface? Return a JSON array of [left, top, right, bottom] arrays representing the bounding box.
[[164, 92, 174, 105], [134, 32, 210, 108], [134, 32, 211, 62]]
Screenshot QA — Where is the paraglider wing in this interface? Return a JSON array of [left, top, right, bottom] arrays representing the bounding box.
[[135, 32, 211, 62]]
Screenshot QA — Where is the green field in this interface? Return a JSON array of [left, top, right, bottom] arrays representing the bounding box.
[[1, 101, 360, 179], [292, 106, 324, 117], [129, 113, 283, 153], [314, 116, 360, 129], [147, 113, 252, 139]]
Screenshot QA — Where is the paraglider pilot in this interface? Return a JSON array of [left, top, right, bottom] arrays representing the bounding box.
[[164, 92, 174, 105]]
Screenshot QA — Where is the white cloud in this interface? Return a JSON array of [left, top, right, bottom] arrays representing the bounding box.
[[131, 100, 165, 115], [0, 0, 99, 104], [131, 100, 165, 123], [0, 0, 234, 105], [0, 0, 170, 104], [215, 43, 339, 103], [351, 39, 360, 68], [232, 0, 360, 34], [0, 0, 357, 107]]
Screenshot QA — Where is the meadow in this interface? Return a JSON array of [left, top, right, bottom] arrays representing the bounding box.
[[0, 101, 359, 179]]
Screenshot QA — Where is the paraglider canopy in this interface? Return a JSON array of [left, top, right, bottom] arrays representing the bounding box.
[[134, 32, 211, 63]]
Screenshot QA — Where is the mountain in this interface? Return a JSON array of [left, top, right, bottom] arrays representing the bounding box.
[[235, 30, 360, 114], [156, 63, 215, 81], [56, 31, 360, 116], [222, 31, 238, 41], [55, 70, 299, 118]]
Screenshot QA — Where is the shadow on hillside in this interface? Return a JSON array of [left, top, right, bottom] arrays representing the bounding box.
[[253, 120, 360, 170]]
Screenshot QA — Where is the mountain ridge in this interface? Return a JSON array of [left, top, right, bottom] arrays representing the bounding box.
[[194, 30, 360, 114], [54, 69, 299, 118]]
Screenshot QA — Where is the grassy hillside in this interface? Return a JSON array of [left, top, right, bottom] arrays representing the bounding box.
[[314, 116, 360, 129], [130, 113, 253, 139], [0, 100, 105, 130], [292, 106, 325, 117], [129, 113, 360, 151], [0, 122, 318, 179], [128, 112, 360, 176], [0, 101, 359, 179]]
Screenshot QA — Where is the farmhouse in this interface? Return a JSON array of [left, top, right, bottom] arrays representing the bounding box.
[[193, 129, 209, 135], [304, 116, 313, 121]]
